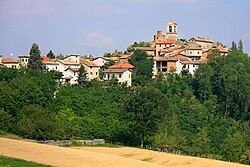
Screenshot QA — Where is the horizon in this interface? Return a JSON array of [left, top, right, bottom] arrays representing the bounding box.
[[0, 0, 250, 58]]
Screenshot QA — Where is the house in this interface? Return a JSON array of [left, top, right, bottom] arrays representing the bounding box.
[[0, 54, 7, 68], [189, 37, 213, 49], [118, 53, 132, 64], [18, 55, 29, 67], [63, 67, 79, 85], [56, 55, 80, 73], [91, 57, 109, 67], [80, 59, 100, 80], [109, 63, 134, 70], [41, 56, 59, 71], [103, 68, 132, 86], [1, 57, 19, 69], [178, 60, 201, 75]]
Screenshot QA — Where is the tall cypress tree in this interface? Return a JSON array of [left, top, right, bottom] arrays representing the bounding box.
[[231, 41, 237, 50], [238, 39, 243, 52], [28, 43, 44, 70], [77, 65, 88, 86]]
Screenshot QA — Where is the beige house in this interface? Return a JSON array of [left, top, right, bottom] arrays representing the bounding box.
[[103, 68, 132, 86], [2, 58, 19, 68], [80, 60, 100, 80], [189, 37, 213, 49], [18, 55, 29, 67], [91, 57, 109, 67]]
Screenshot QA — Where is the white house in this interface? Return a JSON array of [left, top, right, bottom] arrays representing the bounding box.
[[41, 56, 59, 71], [63, 67, 79, 85], [80, 60, 100, 80], [103, 68, 132, 86]]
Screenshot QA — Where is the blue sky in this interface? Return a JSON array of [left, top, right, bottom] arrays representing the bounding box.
[[0, 0, 249, 57]]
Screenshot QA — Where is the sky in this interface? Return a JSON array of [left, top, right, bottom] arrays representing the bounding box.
[[0, 0, 250, 58]]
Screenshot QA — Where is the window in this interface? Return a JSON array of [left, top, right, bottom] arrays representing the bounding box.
[[174, 26, 177, 32], [90, 67, 92, 69], [162, 61, 167, 67], [96, 72, 98, 75], [129, 74, 130, 78], [90, 72, 93, 75], [169, 26, 172, 33], [25, 59, 28, 62], [119, 74, 122, 78], [190, 51, 192, 54], [56, 66, 57, 70], [193, 65, 195, 68], [22, 59, 24, 62], [197, 51, 200, 54], [187, 65, 189, 69]]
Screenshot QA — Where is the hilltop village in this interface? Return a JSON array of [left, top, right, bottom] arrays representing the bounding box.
[[0, 21, 229, 86]]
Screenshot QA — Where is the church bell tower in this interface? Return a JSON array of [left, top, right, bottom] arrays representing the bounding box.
[[166, 21, 178, 40]]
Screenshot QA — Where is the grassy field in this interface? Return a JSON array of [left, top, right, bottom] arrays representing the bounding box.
[[0, 156, 51, 167]]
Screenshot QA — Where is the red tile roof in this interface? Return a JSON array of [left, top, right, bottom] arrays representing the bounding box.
[[155, 40, 176, 44], [103, 69, 128, 73], [109, 63, 134, 69], [41, 56, 54, 62], [65, 67, 80, 72], [2, 58, 19, 63]]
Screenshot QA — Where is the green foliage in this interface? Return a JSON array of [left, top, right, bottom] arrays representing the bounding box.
[[17, 105, 61, 140], [231, 41, 237, 50], [0, 156, 51, 167], [28, 43, 44, 70], [56, 53, 65, 60], [121, 87, 168, 147], [0, 109, 12, 131], [127, 41, 151, 52], [103, 60, 115, 69], [129, 49, 153, 86], [78, 65, 88, 86], [46, 50, 55, 59], [238, 39, 243, 51]]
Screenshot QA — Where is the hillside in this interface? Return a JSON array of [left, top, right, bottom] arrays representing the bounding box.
[[0, 137, 248, 167]]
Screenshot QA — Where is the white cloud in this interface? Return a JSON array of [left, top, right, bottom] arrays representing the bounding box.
[[82, 31, 114, 49]]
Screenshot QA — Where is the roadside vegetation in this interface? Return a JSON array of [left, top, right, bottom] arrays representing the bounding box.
[[0, 45, 250, 164], [0, 156, 51, 167]]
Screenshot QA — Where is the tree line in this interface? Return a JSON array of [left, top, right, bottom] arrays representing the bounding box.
[[0, 43, 250, 164]]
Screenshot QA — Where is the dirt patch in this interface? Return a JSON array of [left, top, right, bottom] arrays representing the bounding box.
[[0, 137, 248, 167], [76, 147, 249, 167]]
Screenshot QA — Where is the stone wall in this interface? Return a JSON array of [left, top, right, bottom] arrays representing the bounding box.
[[37, 139, 105, 147]]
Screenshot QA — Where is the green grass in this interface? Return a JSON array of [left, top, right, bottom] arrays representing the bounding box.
[[0, 130, 22, 140], [0, 156, 51, 167]]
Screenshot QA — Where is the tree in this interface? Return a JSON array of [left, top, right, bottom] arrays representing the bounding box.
[[78, 65, 88, 86], [47, 50, 55, 59], [127, 41, 151, 52], [121, 87, 168, 148], [129, 49, 153, 86], [27, 43, 44, 70], [56, 53, 65, 60], [238, 39, 243, 52], [103, 60, 115, 69], [17, 105, 61, 140], [231, 41, 237, 50], [191, 127, 212, 156]]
